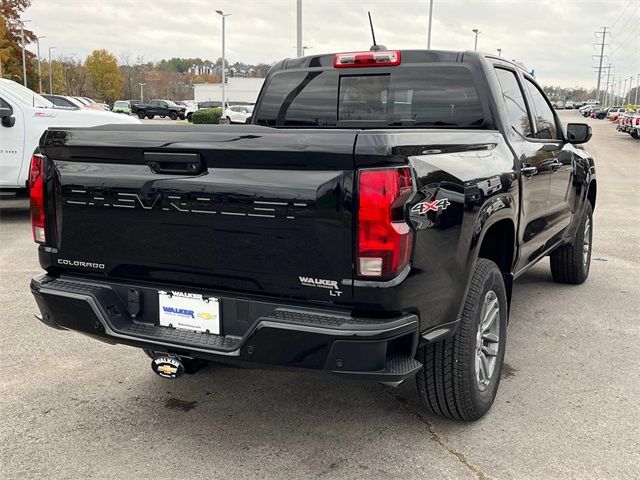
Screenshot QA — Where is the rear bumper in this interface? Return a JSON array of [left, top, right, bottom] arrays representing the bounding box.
[[31, 274, 422, 382]]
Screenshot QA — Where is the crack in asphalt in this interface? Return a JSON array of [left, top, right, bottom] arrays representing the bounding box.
[[385, 388, 493, 480]]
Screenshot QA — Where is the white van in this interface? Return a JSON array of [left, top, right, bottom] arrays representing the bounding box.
[[0, 79, 139, 192]]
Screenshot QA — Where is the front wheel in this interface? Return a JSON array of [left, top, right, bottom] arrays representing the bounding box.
[[550, 202, 593, 284], [137, 111, 146, 119], [147, 114, 155, 119], [169, 111, 178, 120], [416, 258, 508, 421]]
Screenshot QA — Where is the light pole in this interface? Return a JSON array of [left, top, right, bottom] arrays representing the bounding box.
[[64, 66, 70, 95], [296, 0, 303, 57], [623, 78, 628, 105], [472, 29, 481, 51], [36, 36, 46, 92], [617, 81, 622, 104], [138, 82, 146, 102], [635, 74, 639, 106], [627, 76, 633, 105], [427, 0, 434, 49], [48, 47, 56, 94], [497, 48, 502, 57], [9, 19, 31, 86], [216, 10, 231, 110]]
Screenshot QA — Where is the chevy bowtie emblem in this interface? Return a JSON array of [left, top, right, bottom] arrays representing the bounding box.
[[411, 198, 451, 215]]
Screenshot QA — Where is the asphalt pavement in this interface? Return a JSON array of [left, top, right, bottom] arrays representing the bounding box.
[[1, 110, 638, 479]]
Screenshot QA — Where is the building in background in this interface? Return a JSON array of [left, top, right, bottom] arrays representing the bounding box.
[[194, 77, 264, 104]]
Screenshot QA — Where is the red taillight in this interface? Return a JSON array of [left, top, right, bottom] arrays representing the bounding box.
[[29, 154, 46, 244], [357, 167, 414, 279], [334, 50, 401, 68]]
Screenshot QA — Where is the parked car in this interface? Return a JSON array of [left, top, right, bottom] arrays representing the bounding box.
[[617, 111, 640, 139], [223, 104, 254, 123], [0, 78, 139, 193], [28, 50, 596, 421], [176, 100, 197, 109], [131, 99, 186, 120], [72, 96, 109, 111], [112, 100, 132, 114], [197, 100, 222, 109], [607, 107, 627, 121], [565, 101, 575, 109], [184, 104, 198, 122]]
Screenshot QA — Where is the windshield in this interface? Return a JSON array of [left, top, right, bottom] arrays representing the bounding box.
[[114, 101, 128, 107], [0, 79, 53, 108], [165, 100, 179, 107]]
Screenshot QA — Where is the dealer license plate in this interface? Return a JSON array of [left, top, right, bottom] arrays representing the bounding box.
[[158, 290, 220, 334]]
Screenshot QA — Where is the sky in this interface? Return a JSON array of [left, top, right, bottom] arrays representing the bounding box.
[[22, 0, 640, 89]]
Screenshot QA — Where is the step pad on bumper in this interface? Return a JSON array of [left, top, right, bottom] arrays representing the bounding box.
[[123, 323, 241, 350], [332, 355, 423, 381]]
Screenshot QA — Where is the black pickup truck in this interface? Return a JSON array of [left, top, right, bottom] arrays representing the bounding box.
[[29, 49, 596, 421], [131, 99, 186, 120]]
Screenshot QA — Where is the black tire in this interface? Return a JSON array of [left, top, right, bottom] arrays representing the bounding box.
[[137, 110, 146, 119], [416, 258, 508, 421], [186, 113, 193, 122], [169, 111, 178, 120], [147, 114, 154, 120], [550, 202, 593, 284], [179, 114, 185, 120]]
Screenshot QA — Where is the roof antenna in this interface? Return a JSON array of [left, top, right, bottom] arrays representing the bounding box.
[[368, 12, 386, 51]]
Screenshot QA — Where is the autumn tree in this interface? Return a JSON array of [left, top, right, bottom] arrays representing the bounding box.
[[1, 1, 37, 87], [0, 15, 13, 78], [85, 49, 123, 103]]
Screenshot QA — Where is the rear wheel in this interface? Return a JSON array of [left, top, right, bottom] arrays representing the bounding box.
[[416, 259, 507, 421], [169, 111, 178, 120], [147, 114, 155, 119], [550, 202, 593, 284], [137, 110, 146, 119], [186, 113, 193, 122]]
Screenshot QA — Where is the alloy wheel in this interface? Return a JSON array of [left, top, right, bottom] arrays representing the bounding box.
[[475, 290, 500, 392]]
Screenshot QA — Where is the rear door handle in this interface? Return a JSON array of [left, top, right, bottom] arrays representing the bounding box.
[[521, 166, 538, 177], [144, 152, 204, 174], [549, 159, 563, 171]]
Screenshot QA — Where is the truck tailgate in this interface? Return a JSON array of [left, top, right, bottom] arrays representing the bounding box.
[[41, 125, 356, 303]]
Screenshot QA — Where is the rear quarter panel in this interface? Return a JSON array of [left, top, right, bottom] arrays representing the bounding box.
[[352, 130, 518, 332]]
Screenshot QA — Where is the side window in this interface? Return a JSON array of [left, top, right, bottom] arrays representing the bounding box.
[[0, 96, 11, 110], [523, 78, 558, 140], [494, 68, 532, 137]]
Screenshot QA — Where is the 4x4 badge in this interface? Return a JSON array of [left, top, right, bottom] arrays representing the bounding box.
[[411, 198, 451, 215]]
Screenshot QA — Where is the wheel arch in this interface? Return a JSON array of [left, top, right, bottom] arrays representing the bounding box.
[[587, 179, 597, 210], [477, 218, 516, 307]]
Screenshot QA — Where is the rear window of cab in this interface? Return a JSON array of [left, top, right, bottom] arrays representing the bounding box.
[[254, 65, 486, 128]]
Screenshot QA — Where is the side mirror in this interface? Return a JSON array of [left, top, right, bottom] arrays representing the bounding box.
[[566, 123, 592, 144], [0, 106, 16, 127]]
